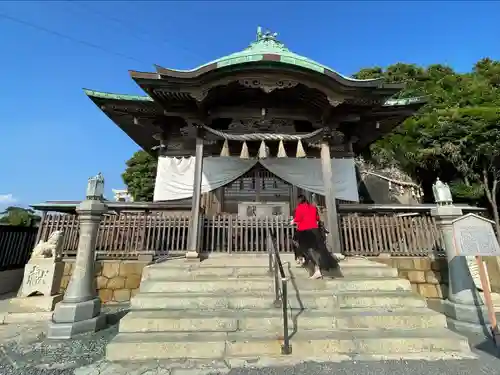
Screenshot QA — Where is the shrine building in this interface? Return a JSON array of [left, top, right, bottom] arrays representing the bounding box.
[[77, 28, 425, 255]]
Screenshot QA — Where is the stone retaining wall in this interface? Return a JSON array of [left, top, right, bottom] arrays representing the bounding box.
[[60, 260, 148, 304], [373, 256, 449, 299], [58, 256, 500, 304]]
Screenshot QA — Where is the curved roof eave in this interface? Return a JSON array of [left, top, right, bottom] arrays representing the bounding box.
[[84, 88, 426, 108], [150, 60, 403, 90], [83, 88, 153, 102]]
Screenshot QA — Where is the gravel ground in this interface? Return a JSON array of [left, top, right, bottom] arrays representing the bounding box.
[[0, 307, 499, 375]]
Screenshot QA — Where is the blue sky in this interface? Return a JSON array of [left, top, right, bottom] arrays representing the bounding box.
[[0, 0, 499, 209]]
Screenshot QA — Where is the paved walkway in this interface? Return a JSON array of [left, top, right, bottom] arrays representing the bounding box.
[[0, 311, 499, 375]]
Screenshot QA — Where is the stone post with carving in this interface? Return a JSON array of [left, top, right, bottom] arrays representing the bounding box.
[[430, 178, 490, 334], [47, 173, 108, 339]]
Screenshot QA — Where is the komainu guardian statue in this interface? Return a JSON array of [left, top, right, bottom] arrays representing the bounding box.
[[18, 230, 65, 301], [30, 230, 64, 260]]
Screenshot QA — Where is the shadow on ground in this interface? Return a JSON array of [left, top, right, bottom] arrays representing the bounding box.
[[0, 305, 129, 374]]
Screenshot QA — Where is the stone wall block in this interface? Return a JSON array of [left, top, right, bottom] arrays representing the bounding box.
[[425, 270, 441, 284], [96, 276, 109, 289], [413, 258, 431, 271], [125, 274, 142, 289], [397, 258, 414, 270], [99, 289, 113, 303], [119, 262, 146, 276], [107, 276, 126, 290], [102, 263, 120, 279], [113, 289, 131, 302], [407, 270, 426, 283], [418, 284, 439, 298]]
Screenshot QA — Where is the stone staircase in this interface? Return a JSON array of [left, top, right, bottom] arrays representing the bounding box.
[[106, 254, 475, 362]]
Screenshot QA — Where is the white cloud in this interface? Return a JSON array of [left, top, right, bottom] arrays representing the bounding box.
[[0, 194, 17, 204]]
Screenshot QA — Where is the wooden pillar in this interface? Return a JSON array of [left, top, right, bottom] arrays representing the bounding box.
[[186, 127, 204, 259], [215, 187, 225, 214], [290, 185, 298, 216], [320, 138, 343, 258]]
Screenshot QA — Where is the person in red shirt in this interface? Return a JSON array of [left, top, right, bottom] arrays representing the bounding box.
[[292, 195, 338, 279]]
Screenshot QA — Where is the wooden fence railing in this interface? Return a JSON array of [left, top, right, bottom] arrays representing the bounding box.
[[38, 212, 190, 258], [202, 216, 294, 253], [37, 210, 445, 258], [0, 225, 38, 271], [341, 214, 444, 256]]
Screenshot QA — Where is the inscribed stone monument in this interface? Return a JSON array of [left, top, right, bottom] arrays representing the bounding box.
[[452, 214, 500, 257]]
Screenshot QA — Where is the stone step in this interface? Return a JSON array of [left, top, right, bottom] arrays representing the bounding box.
[[138, 277, 412, 294], [130, 290, 427, 310], [143, 263, 398, 280], [106, 328, 471, 361], [118, 308, 447, 333], [179, 254, 382, 267]]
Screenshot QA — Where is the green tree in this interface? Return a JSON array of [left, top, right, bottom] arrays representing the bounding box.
[[121, 150, 157, 201], [354, 59, 500, 232], [412, 107, 500, 237], [0, 206, 40, 226]]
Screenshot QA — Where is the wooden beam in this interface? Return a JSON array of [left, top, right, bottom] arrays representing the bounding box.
[[207, 107, 320, 122]]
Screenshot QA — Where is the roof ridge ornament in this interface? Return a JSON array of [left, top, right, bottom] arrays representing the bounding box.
[[248, 26, 289, 53], [256, 26, 278, 42]]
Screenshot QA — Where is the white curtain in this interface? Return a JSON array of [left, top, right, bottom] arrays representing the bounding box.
[[153, 156, 257, 201], [154, 156, 359, 202], [259, 158, 359, 202]]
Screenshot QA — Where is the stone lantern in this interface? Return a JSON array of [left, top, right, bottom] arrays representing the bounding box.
[[47, 173, 108, 339], [432, 178, 453, 206]]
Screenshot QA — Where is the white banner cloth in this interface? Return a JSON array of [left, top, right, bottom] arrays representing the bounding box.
[[259, 158, 359, 202], [153, 157, 257, 201], [153, 156, 359, 202]]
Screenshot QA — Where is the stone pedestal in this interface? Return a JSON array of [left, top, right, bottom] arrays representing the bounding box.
[[19, 258, 65, 298], [48, 199, 107, 339], [431, 205, 490, 335], [0, 230, 66, 321]]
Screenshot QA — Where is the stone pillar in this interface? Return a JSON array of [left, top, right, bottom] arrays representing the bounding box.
[[186, 127, 204, 260], [47, 173, 108, 339], [320, 138, 344, 260], [430, 179, 489, 334]]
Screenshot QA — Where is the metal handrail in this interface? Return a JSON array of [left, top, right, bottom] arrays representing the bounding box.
[[267, 229, 292, 355]]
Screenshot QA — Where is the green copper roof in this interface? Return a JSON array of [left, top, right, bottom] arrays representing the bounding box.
[[166, 27, 378, 82], [83, 89, 153, 102]]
